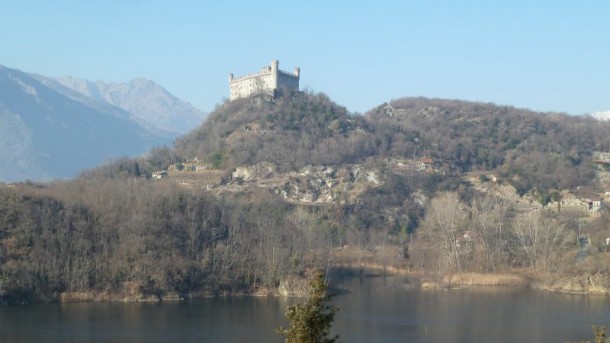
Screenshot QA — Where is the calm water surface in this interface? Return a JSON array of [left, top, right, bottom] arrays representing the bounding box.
[[2, 276, 610, 342]]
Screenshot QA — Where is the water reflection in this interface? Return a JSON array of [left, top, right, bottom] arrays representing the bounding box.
[[1, 276, 610, 343], [1, 298, 286, 343], [333, 276, 610, 343]]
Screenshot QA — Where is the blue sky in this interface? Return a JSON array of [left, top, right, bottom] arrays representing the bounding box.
[[1, 1, 609, 115]]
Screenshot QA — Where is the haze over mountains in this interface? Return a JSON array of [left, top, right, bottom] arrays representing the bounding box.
[[43, 76, 206, 136], [0, 64, 206, 182]]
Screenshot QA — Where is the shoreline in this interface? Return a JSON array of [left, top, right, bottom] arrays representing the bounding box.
[[418, 272, 610, 296], [2, 269, 610, 306], [330, 265, 610, 296]]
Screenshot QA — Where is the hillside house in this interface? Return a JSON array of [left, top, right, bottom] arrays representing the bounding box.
[[152, 170, 168, 179], [420, 157, 438, 172], [571, 187, 606, 212], [589, 198, 606, 212], [576, 190, 606, 212]]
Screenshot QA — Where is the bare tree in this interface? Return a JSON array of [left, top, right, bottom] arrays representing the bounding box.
[[512, 210, 573, 275], [470, 195, 510, 272], [416, 192, 468, 275]]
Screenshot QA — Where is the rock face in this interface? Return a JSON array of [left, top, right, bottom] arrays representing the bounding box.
[[224, 163, 380, 204], [275, 165, 379, 204], [232, 162, 276, 182]]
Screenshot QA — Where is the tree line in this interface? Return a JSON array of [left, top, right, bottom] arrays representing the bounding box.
[[0, 181, 344, 303], [412, 192, 579, 277], [2, 178, 608, 304]]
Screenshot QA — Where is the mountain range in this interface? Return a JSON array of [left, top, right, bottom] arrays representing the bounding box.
[[40, 76, 206, 136], [0, 64, 206, 182]]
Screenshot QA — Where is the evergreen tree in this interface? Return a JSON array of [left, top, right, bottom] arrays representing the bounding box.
[[277, 270, 340, 343], [593, 325, 609, 343]]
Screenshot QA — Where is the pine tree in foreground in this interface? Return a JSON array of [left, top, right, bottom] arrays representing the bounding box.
[[277, 270, 340, 343], [593, 325, 609, 343], [566, 325, 609, 343]]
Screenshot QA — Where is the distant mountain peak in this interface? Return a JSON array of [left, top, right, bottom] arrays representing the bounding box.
[[52, 76, 206, 135], [592, 111, 610, 121]]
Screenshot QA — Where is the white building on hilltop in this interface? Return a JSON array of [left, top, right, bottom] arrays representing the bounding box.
[[228, 60, 300, 101]]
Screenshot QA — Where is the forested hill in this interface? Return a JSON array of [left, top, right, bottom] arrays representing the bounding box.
[[173, 89, 376, 172], [171, 91, 609, 196], [366, 97, 610, 194], [2, 90, 610, 305]]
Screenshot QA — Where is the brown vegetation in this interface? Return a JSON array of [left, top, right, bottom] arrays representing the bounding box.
[[443, 273, 527, 287], [2, 92, 610, 304]]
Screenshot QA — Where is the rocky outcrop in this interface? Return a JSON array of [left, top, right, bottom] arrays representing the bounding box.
[[270, 165, 380, 204], [220, 163, 383, 204], [232, 162, 276, 181]]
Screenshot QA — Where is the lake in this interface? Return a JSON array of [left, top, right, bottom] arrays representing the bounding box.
[[1, 276, 609, 342]]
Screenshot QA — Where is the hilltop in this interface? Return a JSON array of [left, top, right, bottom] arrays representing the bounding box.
[[166, 93, 609, 201], [366, 98, 608, 194], [174, 89, 373, 171]]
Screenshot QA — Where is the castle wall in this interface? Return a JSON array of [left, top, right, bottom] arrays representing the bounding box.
[[229, 60, 299, 101], [229, 73, 275, 100], [276, 71, 299, 90]]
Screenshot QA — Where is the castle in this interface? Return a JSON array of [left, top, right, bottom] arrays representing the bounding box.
[[228, 60, 300, 101]]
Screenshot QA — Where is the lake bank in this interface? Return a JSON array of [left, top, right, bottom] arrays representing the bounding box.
[[415, 271, 610, 296], [3, 265, 610, 306], [333, 263, 610, 296]]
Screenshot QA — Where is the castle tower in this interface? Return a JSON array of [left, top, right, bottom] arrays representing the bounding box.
[[228, 60, 300, 101], [270, 60, 279, 89]]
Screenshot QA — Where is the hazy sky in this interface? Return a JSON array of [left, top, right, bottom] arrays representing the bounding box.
[[2, 1, 609, 115]]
